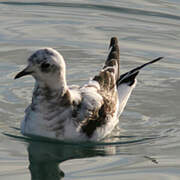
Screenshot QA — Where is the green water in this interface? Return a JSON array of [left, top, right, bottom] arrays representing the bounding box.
[[0, 1, 180, 179]]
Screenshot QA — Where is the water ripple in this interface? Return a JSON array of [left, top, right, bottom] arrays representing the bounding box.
[[2, 1, 180, 21], [0, 1, 180, 179]]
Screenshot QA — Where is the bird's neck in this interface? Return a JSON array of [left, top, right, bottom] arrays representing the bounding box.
[[33, 83, 67, 103], [35, 73, 68, 97]]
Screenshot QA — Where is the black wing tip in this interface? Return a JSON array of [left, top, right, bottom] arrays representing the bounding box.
[[109, 37, 118, 49], [156, 56, 164, 60], [118, 71, 139, 86], [107, 37, 120, 60], [117, 56, 164, 86], [151, 56, 164, 63], [108, 51, 119, 60], [128, 56, 164, 73]]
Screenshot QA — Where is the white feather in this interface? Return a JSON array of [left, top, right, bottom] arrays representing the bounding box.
[[117, 80, 137, 117]]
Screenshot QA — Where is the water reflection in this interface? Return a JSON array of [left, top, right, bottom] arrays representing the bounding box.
[[2, 130, 160, 179], [26, 133, 159, 180], [27, 140, 115, 180]]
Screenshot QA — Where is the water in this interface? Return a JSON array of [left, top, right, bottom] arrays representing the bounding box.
[[0, 0, 180, 179]]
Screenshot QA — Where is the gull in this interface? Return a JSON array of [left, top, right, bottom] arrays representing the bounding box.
[[15, 37, 163, 141]]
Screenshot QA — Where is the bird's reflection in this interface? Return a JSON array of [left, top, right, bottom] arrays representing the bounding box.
[[3, 130, 159, 179], [27, 139, 116, 180]]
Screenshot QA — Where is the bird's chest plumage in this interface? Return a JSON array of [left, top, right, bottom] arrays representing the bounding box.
[[22, 94, 74, 139]]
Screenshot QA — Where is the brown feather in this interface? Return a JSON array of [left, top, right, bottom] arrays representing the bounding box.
[[81, 69, 118, 137]]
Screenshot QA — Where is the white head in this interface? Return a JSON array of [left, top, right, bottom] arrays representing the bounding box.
[[15, 48, 67, 91]]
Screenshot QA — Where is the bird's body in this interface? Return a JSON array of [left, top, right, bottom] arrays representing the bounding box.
[[15, 37, 163, 141], [21, 79, 121, 141]]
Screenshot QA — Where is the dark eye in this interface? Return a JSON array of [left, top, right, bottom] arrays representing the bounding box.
[[41, 62, 50, 69], [41, 62, 50, 72]]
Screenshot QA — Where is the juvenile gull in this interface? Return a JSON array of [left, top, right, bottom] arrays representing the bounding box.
[[15, 37, 163, 141]]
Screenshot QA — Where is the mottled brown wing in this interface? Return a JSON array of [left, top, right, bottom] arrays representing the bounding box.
[[81, 68, 118, 138], [104, 37, 120, 81], [79, 37, 120, 138]]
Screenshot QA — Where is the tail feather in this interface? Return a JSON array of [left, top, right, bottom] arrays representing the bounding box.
[[104, 37, 120, 81], [117, 57, 163, 86]]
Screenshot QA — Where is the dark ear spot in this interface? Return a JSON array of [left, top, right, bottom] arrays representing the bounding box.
[[41, 62, 50, 72]]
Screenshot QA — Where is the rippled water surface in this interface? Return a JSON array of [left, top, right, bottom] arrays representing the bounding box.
[[0, 0, 180, 179]]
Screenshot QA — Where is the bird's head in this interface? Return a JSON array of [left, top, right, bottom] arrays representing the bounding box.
[[15, 48, 67, 90]]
